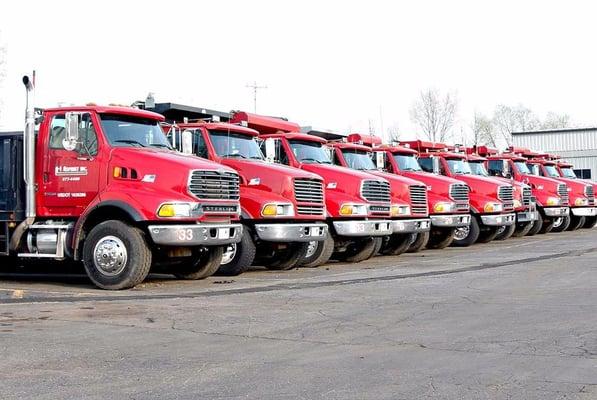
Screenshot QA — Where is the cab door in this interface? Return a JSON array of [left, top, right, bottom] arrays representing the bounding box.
[[41, 111, 101, 217]]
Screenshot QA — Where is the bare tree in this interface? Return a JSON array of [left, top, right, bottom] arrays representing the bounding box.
[[470, 111, 496, 147], [386, 122, 400, 144], [410, 88, 457, 142], [540, 112, 571, 130], [492, 104, 540, 146]]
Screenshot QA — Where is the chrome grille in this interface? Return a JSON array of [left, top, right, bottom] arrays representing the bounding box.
[[522, 187, 532, 206], [586, 185, 595, 205], [188, 170, 240, 200], [557, 183, 569, 205], [409, 185, 428, 215], [361, 180, 391, 203], [294, 178, 325, 215], [498, 185, 514, 210], [449, 184, 469, 211]]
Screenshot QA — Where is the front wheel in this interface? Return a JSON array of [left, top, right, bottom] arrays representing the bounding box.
[[300, 235, 335, 268], [82, 220, 151, 290], [494, 223, 516, 241], [427, 228, 455, 249], [539, 217, 555, 234], [527, 215, 543, 236], [173, 246, 223, 280], [380, 233, 415, 256], [407, 231, 430, 253], [512, 221, 534, 237], [551, 215, 570, 232], [451, 217, 480, 247], [263, 243, 309, 270], [334, 237, 378, 263], [568, 215, 586, 231], [216, 231, 256, 276], [583, 216, 597, 229]]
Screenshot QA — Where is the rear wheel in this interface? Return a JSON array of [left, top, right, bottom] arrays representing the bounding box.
[[527, 215, 543, 236], [263, 243, 309, 270], [380, 233, 415, 256], [407, 231, 429, 253], [494, 224, 516, 241], [216, 231, 256, 276], [452, 217, 480, 247], [173, 247, 223, 280], [427, 228, 455, 249], [300, 235, 335, 268], [568, 215, 586, 231], [583, 216, 597, 229], [551, 215, 570, 232], [334, 237, 378, 263], [82, 220, 151, 290], [512, 221, 534, 237]]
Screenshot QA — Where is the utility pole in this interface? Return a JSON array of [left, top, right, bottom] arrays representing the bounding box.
[[246, 81, 267, 113]]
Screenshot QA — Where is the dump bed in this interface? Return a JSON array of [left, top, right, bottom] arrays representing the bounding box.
[[0, 131, 25, 221]]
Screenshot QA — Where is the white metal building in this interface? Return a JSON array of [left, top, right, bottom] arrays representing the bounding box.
[[511, 127, 597, 179]]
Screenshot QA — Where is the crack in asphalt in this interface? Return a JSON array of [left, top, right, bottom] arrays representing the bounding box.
[[1, 246, 596, 305]]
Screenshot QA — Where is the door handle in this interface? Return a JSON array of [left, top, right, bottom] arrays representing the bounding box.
[[43, 172, 49, 183]]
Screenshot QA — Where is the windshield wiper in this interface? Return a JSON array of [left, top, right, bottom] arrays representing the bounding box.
[[114, 139, 146, 147], [249, 156, 264, 160], [222, 153, 247, 159], [300, 158, 322, 164], [149, 143, 172, 149], [401, 167, 419, 171]]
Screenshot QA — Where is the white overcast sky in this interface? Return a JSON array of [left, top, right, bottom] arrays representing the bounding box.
[[1, 0, 596, 142]]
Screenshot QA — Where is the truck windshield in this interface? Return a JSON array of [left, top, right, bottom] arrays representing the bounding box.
[[527, 163, 541, 176], [209, 131, 263, 160], [393, 154, 422, 171], [469, 161, 489, 176], [100, 114, 172, 149], [289, 140, 332, 164], [560, 167, 576, 178], [446, 158, 472, 175], [341, 150, 376, 170], [544, 165, 561, 177], [514, 161, 531, 174]]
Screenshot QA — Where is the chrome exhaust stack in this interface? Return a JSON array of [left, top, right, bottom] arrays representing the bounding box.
[[23, 73, 36, 219]]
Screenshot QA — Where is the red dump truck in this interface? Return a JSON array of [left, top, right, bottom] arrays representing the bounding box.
[[149, 103, 328, 274], [475, 146, 569, 234], [400, 141, 515, 246], [555, 161, 597, 228], [368, 143, 471, 250], [230, 112, 393, 266], [0, 77, 242, 289], [325, 133, 431, 256], [520, 150, 596, 231], [464, 149, 538, 238]]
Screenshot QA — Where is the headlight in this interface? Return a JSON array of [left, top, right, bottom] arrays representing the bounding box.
[[391, 204, 410, 216], [546, 197, 561, 206], [575, 197, 589, 206], [484, 202, 503, 213], [433, 202, 455, 213], [261, 203, 294, 217], [339, 203, 368, 216], [158, 203, 192, 217], [513, 199, 522, 209]]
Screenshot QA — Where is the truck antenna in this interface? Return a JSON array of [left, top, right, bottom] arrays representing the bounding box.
[[246, 81, 267, 113]]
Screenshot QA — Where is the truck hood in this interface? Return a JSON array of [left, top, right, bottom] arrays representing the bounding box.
[[402, 170, 466, 189], [111, 147, 236, 173], [553, 176, 590, 195]]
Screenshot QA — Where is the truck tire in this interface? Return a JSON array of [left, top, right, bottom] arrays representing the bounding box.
[[583, 216, 597, 229], [477, 226, 500, 243], [82, 220, 151, 290], [380, 233, 415, 256], [264, 243, 309, 270], [551, 215, 570, 232], [407, 231, 430, 253], [372, 236, 384, 256], [173, 246, 223, 280], [300, 236, 335, 268], [427, 228, 455, 249], [539, 217, 555, 234], [527, 216, 543, 236], [494, 224, 516, 240], [334, 237, 378, 263], [512, 221, 534, 237], [568, 215, 586, 231], [216, 232, 256, 276], [451, 217, 480, 247]]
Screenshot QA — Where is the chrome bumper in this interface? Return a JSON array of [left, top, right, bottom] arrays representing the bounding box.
[[517, 210, 539, 223], [391, 218, 431, 233], [147, 223, 243, 246], [254, 223, 328, 242], [543, 207, 570, 217], [571, 207, 597, 217], [333, 220, 393, 237], [430, 214, 471, 228], [480, 213, 516, 226]]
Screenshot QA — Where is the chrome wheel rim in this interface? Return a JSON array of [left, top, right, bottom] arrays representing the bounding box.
[[553, 217, 563, 228], [453, 226, 470, 241], [305, 241, 319, 259], [496, 226, 506, 235], [93, 235, 127, 276], [221, 243, 237, 265]]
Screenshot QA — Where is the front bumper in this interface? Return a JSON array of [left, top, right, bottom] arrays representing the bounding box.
[[391, 218, 431, 234], [543, 207, 570, 217], [333, 219, 393, 237], [147, 223, 243, 246], [480, 213, 516, 226], [430, 214, 471, 228], [516, 210, 539, 223], [571, 207, 597, 217], [254, 223, 328, 242]]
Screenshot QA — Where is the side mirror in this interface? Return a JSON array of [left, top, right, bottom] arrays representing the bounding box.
[[432, 156, 440, 175], [502, 160, 511, 178], [181, 130, 193, 154], [375, 151, 385, 170], [264, 138, 276, 162], [63, 112, 80, 151]]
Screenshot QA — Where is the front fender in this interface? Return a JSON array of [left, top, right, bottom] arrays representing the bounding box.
[[325, 190, 366, 217], [239, 186, 293, 220]]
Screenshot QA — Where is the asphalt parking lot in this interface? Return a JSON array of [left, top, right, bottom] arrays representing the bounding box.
[[1, 229, 597, 399]]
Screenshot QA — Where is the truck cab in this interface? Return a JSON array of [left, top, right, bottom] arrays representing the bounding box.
[[523, 152, 596, 231], [230, 112, 393, 266], [0, 82, 242, 290], [476, 147, 569, 235], [154, 104, 328, 274], [465, 149, 538, 238], [402, 141, 515, 246], [326, 134, 431, 256], [371, 144, 471, 250]]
